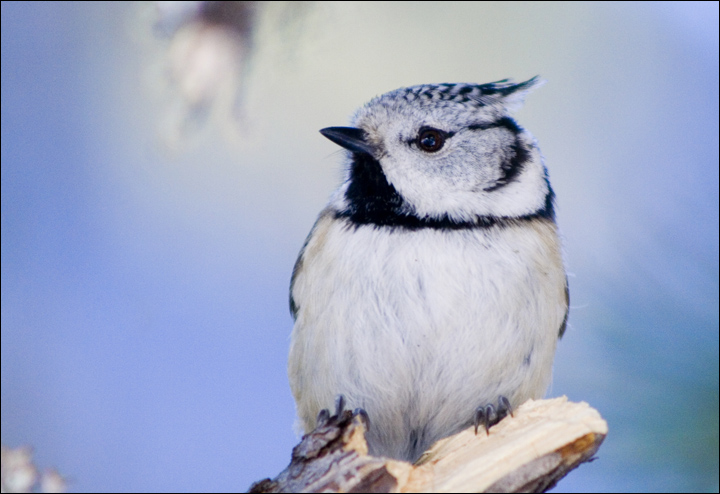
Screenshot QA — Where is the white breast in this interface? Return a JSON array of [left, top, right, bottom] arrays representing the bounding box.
[[289, 211, 567, 461]]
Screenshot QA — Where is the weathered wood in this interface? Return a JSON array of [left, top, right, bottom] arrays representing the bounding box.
[[249, 397, 607, 493]]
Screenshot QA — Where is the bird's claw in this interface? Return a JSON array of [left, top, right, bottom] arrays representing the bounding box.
[[316, 394, 371, 431], [474, 395, 513, 435]]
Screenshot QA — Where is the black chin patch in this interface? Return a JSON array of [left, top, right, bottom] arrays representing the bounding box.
[[342, 152, 405, 225]]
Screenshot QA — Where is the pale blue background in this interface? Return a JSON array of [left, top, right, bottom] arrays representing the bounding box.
[[2, 2, 718, 492]]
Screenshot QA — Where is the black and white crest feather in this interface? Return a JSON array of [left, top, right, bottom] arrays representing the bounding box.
[[399, 77, 545, 111]]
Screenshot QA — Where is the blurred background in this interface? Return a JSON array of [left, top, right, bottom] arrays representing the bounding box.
[[1, 1, 718, 492]]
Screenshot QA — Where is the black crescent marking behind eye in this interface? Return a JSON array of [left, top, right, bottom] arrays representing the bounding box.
[[416, 127, 447, 152]]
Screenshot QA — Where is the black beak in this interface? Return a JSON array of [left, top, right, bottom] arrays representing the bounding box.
[[320, 127, 376, 156]]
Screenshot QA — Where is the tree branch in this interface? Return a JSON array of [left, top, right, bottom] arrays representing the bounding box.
[[249, 397, 607, 493]]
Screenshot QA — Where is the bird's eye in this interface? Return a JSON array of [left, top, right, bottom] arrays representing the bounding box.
[[416, 128, 446, 153]]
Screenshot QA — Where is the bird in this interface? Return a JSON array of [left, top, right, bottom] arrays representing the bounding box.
[[288, 77, 568, 463]]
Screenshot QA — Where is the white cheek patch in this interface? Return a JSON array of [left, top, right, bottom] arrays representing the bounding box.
[[381, 134, 548, 222]]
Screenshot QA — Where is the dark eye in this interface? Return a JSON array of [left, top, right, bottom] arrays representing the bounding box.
[[416, 127, 446, 152]]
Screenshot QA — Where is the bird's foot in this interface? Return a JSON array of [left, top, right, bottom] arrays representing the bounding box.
[[474, 395, 513, 435], [316, 394, 370, 431]]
